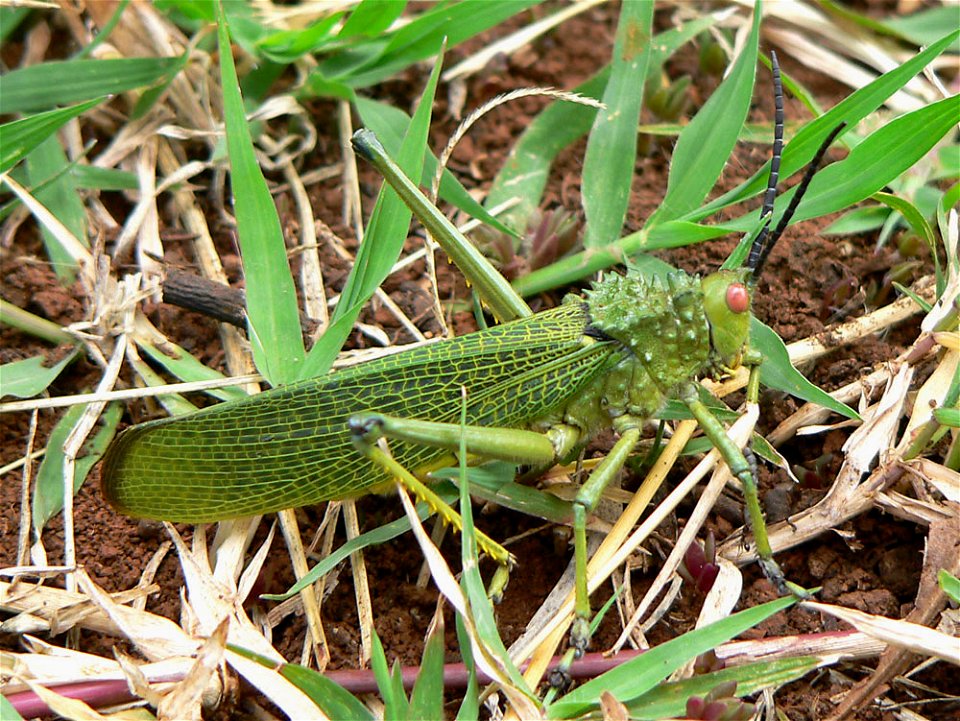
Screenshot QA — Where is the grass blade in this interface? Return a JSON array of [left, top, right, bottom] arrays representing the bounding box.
[[753, 320, 858, 420], [0, 98, 105, 174], [33, 403, 121, 533], [298, 50, 443, 381], [217, 2, 305, 385], [408, 618, 445, 721], [646, 1, 761, 226], [692, 29, 959, 222], [0, 57, 181, 114], [581, 0, 653, 248], [547, 596, 796, 718], [26, 136, 87, 283], [137, 340, 249, 403], [484, 12, 719, 233], [722, 94, 959, 234], [625, 657, 817, 719], [484, 68, 608, 229], [325, 0, 542, 89], [0, 351, 78, 400]]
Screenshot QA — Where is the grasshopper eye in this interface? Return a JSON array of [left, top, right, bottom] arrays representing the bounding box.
[[726, 283, 750, 314]]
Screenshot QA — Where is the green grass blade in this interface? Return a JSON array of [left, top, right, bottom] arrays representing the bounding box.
[[454, 615, 480, 721], [0, 350, 78, 400], [26, 136, 87, 283], [137, 340, 248, 403], [297, 52, 443, 382], [252, 13, 344, 64], [0, 300, 73, 345], [390, 661, 409, 720], [73, 0, 129, 60], [624, 657, 817, 719], [874, 191, 939, 282], [645, 1, 761, 226], [433, 462, 574, 526], [408, 618, 445, 721], [370, 632, 400, 716], [281, 665, 374, 721], [882, 5, 960, 47], [340, 0, 408, 39], [484, 13, 718, 233], [0, 6, 31, 43], [484, 68, 608, 229], [225, 644, 374, 719], [581, 0, 653, 248], [723, 93, 959, 235], [455, 400, 532, 698], [547, 596, 796, 718], [941, 570, 960, 604], [692, 29, 959, 221], [0, 98, 105, 174], [353, 96, 517, 237], [797, 95, 957, 219], [217, 3, 305, 385], [69, 164, 139, 192], [33, 403, 122, 533], [331, 53, 442, 319], [823, 205, 891, 235], [752, 320, 859, 420], [0, 57, 182, 114], [325, 0, 542, 89], [127, 355, 196, 418]]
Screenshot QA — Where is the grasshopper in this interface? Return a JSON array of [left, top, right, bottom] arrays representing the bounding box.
[[101, 54, 842, 667]]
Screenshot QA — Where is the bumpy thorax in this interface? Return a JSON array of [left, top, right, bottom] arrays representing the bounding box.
[[549, 272, 714, 435]]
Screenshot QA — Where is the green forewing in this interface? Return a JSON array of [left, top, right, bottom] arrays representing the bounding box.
[[101, 303, 618, 521]]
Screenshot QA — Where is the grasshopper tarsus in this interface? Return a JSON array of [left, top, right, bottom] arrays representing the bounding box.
[[350, 128, 380, 161]]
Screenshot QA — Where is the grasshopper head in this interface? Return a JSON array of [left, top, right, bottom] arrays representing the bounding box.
[[701, 269, 752, 372]]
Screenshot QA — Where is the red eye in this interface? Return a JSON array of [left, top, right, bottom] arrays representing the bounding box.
[[726, 283, 749, 314]]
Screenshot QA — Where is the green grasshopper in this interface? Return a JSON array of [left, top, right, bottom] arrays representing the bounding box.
[[101, 55, 841, 667]]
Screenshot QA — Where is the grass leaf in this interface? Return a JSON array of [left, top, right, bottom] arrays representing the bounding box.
[[0, 350, 78, 400], [753, 320, 858, 420], [299, 50, 444, 380], [547, 596, 796, 718], [217, 2, 305, 385], [408, 619, 445, 721], [693, 29, 959, 222], [137, 340, 249, 403], [0, 98, 105, 174], [324, 0, 542, 89], [625, 657, 817, 719], [26, 137, 87, 283], [646, 1, 761, 225], [33, 403, 122, 533], [0, 57, 182, 114], [581, 0, 653, 248]]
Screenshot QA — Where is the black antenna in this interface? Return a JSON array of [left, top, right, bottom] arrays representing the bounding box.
[[746, 52, 846, 277], [746, 51, 784, 274]]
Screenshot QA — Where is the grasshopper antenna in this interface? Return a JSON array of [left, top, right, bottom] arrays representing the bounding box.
[[747, 51, 846, 277], [746, 50, 785, 273]]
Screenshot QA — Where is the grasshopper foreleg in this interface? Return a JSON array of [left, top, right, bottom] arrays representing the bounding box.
[[550, 424, 642, 691], [680, 381, 810, 600]]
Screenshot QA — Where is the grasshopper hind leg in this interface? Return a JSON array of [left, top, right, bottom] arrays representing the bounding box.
[[349, 417, 516, 601]]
